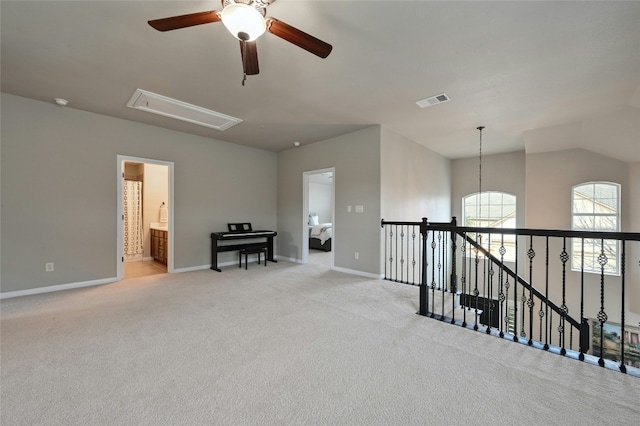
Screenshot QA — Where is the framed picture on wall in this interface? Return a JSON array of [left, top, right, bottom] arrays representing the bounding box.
[[591, 320, 640, 368]]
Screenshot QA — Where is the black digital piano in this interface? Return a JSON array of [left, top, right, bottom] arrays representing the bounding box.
[[210, 223, 277, 272]]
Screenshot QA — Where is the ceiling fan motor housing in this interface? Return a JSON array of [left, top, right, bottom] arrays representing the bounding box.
[[222, 0, 267, 16], [221, 1, 267, 41]]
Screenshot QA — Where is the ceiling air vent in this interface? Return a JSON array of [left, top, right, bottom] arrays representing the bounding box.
[[127, 89, 242, 131], [415, 93, 451, 108]]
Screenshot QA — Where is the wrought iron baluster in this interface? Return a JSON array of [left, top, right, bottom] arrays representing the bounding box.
[[437, 231, 443, 291], [596, 238, 608, 367], [559, 238, 569, 356], [513, 236, 519, 342], [619, 241, 626, 373], [542, 236, 549, 350], [400, 226, 405, 283], [462, 233, 468, 328], [579, 238, 585, 360], [440, 231, 446, 319], [498, 234, 506, 338], [411, 226, 417, 285], [389, 224, 393, 280], [384, 223, 388, 280], [473, 242, 480, 331], [450, 228, 458, 324], [394, 224, 399, 282], [487, 235, 494, 334], [430, 232, 437, 318], [527, 236, 535, 346]]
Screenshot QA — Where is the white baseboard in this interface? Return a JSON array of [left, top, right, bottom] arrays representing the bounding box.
[[0, 260, 383, 300], [275, 255, 382, 279], [276, 255, 303, 264], [331, 265, 384, 280], [172, 259, 247, 273], [172, 264, 211, 273], [0, 277, 117, 300]]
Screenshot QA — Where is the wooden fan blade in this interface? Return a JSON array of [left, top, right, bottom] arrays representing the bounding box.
[[266, 17, 332, 58], [148, 11, 221, 32], [240, 41, 260, 76]]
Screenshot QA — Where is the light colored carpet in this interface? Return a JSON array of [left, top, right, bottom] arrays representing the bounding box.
[[2, 260, 639, 425]]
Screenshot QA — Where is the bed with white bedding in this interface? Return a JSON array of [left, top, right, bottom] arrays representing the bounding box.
[[309, 223, 332, 251]]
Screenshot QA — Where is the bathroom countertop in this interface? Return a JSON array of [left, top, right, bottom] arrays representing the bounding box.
[[150, 222, 168, 231]]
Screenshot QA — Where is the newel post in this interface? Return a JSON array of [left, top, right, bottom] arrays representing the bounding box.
[[419, 217, 429, 316], [450, 217, 458, 294], [579, 318, 590, 359]]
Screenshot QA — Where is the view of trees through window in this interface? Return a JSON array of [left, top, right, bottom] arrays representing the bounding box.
[[463, 191, 516, 262], [572, 182, 620, 275]]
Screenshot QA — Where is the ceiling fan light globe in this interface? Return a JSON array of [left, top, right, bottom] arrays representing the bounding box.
[[221, 3, 266, 42]]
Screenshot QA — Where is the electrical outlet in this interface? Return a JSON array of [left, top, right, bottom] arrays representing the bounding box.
[[354, 252, 359, 260], [45, 262, 54, 272]]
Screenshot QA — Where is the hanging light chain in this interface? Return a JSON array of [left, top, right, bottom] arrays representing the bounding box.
[[477, 126, 484, 233], [477, 126, 484, 198]]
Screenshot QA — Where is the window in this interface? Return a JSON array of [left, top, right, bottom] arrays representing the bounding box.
[[463, 191, 517, 262], [571, 182, 620, 275]]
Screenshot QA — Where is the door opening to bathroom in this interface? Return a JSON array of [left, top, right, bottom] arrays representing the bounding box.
[[116, 155, 174, 281]]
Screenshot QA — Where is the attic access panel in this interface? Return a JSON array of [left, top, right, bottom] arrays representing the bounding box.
[[127, 89, 242, 131]]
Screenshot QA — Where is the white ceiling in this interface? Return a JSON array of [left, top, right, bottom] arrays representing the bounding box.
[[2, 1, 639, 160]]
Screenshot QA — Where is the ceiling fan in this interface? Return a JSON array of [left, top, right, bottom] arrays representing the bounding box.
[[148, 0, 332, 84]]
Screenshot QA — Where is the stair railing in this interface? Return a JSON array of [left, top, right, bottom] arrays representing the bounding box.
[[381, 217, 640, 376]]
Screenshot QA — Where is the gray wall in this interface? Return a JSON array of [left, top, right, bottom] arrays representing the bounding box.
[[525, 148, 638, 323], [381, 127, 451, 222], [450, 147, 639, 325], [525, 148, 630, 230], [277, 126, 382, 275], [451, 151, 526, 227], [1, 93, 277, 293]]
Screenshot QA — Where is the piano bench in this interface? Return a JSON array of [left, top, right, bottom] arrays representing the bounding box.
[[239, 246, 268, 270]]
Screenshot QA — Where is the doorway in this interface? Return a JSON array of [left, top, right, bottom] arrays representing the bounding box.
[[303, 168, 335, 267], [116, 155, 174, 280]]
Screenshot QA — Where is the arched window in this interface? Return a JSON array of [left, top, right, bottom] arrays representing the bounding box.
[[571, 182, 620, 275], [463, 191, 516, 262]]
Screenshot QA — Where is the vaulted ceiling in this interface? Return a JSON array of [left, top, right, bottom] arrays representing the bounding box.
[[2, 1, 639, 160]]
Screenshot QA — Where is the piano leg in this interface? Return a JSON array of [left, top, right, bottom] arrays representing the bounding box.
[[211, 238, 222, 272], [267, 236, 278, 263]]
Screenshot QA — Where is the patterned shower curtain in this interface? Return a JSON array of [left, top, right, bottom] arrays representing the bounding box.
[[123, 180, 144, 255]]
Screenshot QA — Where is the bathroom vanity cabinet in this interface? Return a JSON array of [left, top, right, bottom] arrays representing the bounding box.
[[150, 228, 168, 265]]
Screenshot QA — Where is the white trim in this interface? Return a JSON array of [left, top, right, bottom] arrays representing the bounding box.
[[276, 255, 303, 264], [126, 88, 242, 131], [570, 181, 621, 276], [0, 278, 116, 300], [117, 155, 175, 281], [331, 266, 384, 280], [172, 264, 212, 273], [302, 168, 335, 267], [172, 258, 265, 273]]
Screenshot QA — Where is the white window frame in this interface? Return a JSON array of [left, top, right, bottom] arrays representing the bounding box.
[[571, 182, 620, 276], [462, 191, 517, 262]]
